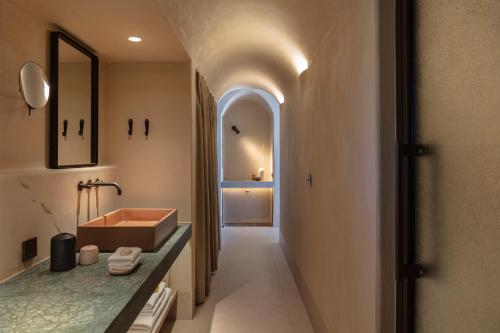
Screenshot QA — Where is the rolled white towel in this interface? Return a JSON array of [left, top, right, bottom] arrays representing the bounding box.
[[130, 288, 172, 332], [143, 282, 166, 312], [108, 247, 142, 264]]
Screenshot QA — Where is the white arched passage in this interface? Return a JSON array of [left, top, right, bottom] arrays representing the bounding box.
[[217, 88, 281, 227]]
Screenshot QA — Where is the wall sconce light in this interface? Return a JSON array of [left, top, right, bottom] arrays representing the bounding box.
[[231, 125, 240, 135]]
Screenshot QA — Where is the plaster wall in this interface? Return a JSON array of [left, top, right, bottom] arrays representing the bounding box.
[[0, 0, 116, 281], [280, 0, 380, 331], [222, 97, 273, 181], [104, 62, 193, 222]]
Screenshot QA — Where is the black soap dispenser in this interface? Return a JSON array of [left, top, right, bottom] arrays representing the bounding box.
[[50, 233, 76, 272]]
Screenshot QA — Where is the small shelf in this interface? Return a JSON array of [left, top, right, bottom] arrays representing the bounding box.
[[221, 181, 274, 189], [155, 289, 178, 333]]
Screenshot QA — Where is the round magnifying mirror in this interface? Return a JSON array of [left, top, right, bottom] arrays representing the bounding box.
[[19, 61, 50, 110]]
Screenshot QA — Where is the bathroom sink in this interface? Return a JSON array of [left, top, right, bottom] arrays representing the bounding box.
[[76, 208, 177, 252]]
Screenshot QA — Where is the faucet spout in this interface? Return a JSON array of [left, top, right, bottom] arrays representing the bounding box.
[[94, 181, 122, 195]]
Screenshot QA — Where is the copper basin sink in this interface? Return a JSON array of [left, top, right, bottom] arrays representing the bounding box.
[[76, 208, 177, 252]]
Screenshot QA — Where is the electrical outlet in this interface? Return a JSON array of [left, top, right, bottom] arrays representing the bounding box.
[[22, 237, 37, 262]]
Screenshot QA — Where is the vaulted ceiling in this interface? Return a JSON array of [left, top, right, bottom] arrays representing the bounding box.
[[158, 0, 336, 99]]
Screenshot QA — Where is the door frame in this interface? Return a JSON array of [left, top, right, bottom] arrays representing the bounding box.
[[395, 1, 423, 332]]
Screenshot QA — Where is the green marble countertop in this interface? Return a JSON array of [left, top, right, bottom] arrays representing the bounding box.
[[0, 223, 192, 333]]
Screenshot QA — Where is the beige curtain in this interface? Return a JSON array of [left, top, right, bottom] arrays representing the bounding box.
[[195, 71, 220, 304]]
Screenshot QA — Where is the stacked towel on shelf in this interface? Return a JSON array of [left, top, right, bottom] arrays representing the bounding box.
[[128, 282, 173, 333], [142, 282, 166, 315], [108, 247, 142, 275]]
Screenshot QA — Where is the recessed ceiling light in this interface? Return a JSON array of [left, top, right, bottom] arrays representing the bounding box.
[[128, 36, 142, 43]]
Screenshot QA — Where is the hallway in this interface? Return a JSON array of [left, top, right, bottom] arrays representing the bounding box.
[[166, 227, 314, 333]]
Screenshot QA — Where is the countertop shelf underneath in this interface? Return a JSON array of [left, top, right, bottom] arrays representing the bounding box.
[[221, 181, 274, 189], [0, 223, 192, 333]]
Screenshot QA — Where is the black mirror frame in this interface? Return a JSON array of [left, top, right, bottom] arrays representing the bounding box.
[[49, 31, 99, 169]]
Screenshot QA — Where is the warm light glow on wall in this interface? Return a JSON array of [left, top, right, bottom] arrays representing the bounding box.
[[240, 137, 263, 162], [218, 70, 285, 105], [276, 91, 285, 104], [128, 36, 142, 43], [293, 54, 309, 75]]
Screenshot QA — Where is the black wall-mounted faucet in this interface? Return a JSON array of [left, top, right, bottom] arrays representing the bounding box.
[[94, 180, 122, 196], [231, 125, 240, 135], [77, 180, 122, 196]]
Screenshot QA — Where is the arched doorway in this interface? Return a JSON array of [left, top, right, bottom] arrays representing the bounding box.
[[217, 88, 281, 227]]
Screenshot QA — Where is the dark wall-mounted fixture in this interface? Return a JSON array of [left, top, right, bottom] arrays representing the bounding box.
[[19, 61, 50, 116], [62, 119, 68, 137], [231, 125, 240, 135], [78, 119, 84, 136], [49, 31, 98, 169], [128, 118, 133, 136], [395, 1, 425, 332], [22, 237, 37, 262], [145, 119, 150, 137], [306, 173, 313, 188]]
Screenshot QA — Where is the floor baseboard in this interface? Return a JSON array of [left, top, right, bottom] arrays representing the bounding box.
[[280, 232, 329, 333]]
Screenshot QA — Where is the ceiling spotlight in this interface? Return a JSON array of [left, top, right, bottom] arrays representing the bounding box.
[[128, 36, 142, 43]]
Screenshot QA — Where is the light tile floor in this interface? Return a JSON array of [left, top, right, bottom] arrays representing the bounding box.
[[164, 227, 314, 333]]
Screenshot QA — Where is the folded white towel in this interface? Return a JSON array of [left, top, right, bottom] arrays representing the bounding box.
[[108, 255, 141, 270], [129, 288, 172, 332], [128, 298, 170, 333], [108, 247, 142, 264], [141, 289, 166, 316], [143, 282, 166, 311], [108, 256, 142, 275]]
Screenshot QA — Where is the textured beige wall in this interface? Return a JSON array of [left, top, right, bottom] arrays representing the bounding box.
[[222, 97, 273, 181], [0, 167, 117, 281], [378, 0, 396, 331], [0, 0, 116, 281], [0, 0, 49, 169], [104, 62, 192, 222], [415, 1, 500, 332], [280, 0, 379, 332]]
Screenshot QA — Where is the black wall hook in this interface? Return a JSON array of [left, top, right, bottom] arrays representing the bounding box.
[[128, 119, 133, 136], [78, 119, 84, 136], [145, 119, 150, 137], [62, 120, 68, 137]]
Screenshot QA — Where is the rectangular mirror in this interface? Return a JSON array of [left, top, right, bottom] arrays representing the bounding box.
[[49, 31, 98, 168]]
